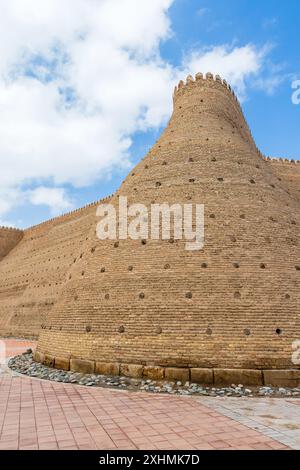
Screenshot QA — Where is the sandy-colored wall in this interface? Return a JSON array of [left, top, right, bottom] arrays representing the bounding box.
[[266, 157, 300, 201], [0, 227, 23, 262], [35, 74, 300, 371], [0, 200, 110, 338]]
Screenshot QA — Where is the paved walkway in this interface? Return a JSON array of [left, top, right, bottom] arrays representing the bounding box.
[[0, 339, 296, 450]]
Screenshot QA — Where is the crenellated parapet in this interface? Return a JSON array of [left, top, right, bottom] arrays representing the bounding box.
[[173, 72, 241, 106], [0, 226, 24, 262], [0, 226, 23, 232], [26, 194, 114, 232], [264, 156, 300, 164]]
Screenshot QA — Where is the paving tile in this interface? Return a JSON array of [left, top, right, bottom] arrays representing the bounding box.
[[0, 338, 295, 451]]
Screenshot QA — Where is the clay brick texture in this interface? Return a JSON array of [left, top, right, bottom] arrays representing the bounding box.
[[0, 73, 300, 373]]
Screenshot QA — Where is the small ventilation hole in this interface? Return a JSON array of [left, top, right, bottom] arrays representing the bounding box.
[[260, 263, 266, 269], [105, 293, 110, 300], [186, 292, 192, 299], [250, 179, 256, 184], [139, 292, 145, 299], [233, 262, 240, 269], [128, 265, 133, 271], [118, 325, 125, 333], [276, 328, 282, 335], [141, 239, 147, 245], [217, 177, 224, 182], [100, 267, 105, 273], [244, 329, 251, 336], [114, 241, 119, 248], [201, 263, 207, 268], [86, 326, 92, 333]]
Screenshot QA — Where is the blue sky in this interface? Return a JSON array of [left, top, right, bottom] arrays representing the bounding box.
[[0, 0, 299, 228]]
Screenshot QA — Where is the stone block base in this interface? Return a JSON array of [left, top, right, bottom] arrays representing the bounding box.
[[191, 368, 213, 384], [96, 362, 120, 376], [214, 369, 263, 386], [33, 354, 300, 387], [120, 364, 143, 378], [165, 367, 190, 382], [263, 370, 300, 387], [70, 358, 95, 374], [143, 366, 165, 380], [54, 356, 70, 371]]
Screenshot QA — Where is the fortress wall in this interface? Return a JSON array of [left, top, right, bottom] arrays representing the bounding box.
[[265, 157, 300, 201], [35, 73, 300, 371], [0, 198, 111, 339], [0, 227, 23, 262]]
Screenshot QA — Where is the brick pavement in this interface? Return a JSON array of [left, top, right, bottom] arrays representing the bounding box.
[[0, 339, 292, 450]]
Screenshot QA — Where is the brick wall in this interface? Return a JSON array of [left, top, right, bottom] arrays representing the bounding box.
[[0, 227, 23, 262], [34, 73, 300, 370], [0, 200, 111, 338]]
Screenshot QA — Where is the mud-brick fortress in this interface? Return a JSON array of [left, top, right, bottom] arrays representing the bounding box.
[[1, 73, 300, 387]]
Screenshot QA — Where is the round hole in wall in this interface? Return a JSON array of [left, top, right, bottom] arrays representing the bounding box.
[[118, 325, 125, 333], [105, 293, 110, 300], [276, 328, 282, 335], [139, 292, 145, 299], [185, 292, 192, 299], [244, 328, 251, 336], [128, 265, 133, 271], [86, 325, 92, 333]]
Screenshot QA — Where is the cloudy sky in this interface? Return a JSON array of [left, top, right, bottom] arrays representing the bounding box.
[[0, 0, 299, 228]]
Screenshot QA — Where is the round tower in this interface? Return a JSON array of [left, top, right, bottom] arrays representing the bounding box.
[[34, 73, 300, 385]]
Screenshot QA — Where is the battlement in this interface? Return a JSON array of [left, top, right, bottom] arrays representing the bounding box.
[[264, 156, 300, 164], [0, 226, 23, 262], [173, 72, 241, 106], [0, 226, 23, 232], [26, 194, 114, 232]]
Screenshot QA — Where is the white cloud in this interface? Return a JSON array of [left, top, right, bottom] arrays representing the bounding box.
[[27, 187, 73, 215], [0, 0, 283, 226], [183, 44, 272, 100]]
